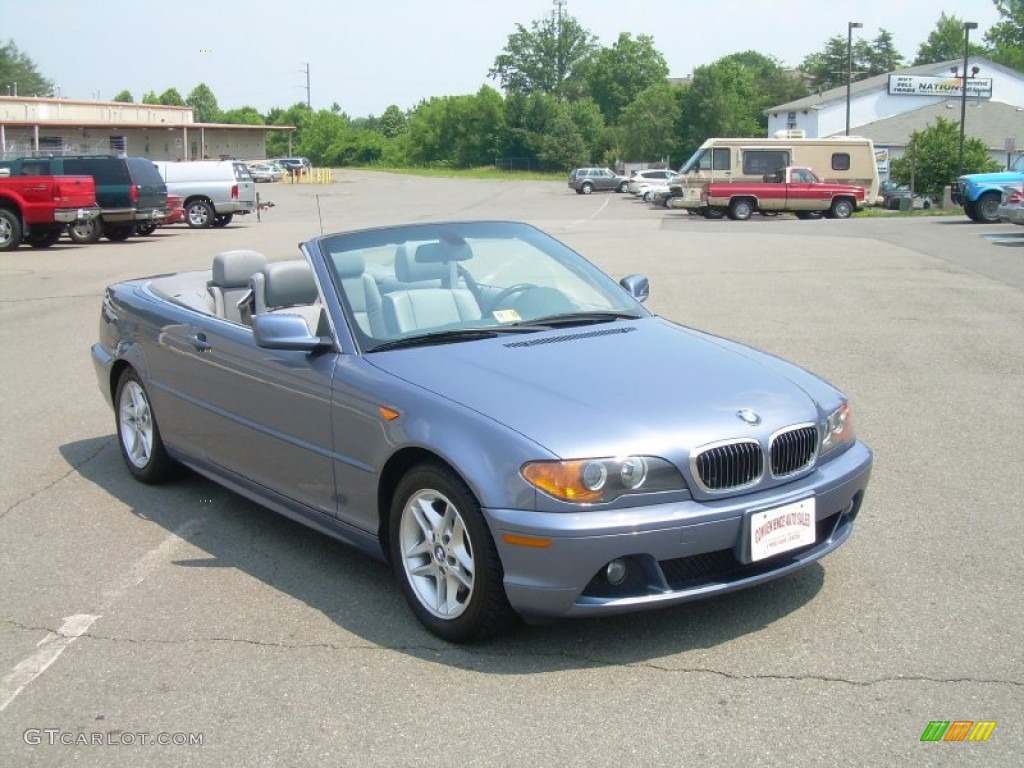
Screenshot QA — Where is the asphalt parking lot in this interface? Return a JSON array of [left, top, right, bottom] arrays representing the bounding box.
[[1, 172, 1022, 766]]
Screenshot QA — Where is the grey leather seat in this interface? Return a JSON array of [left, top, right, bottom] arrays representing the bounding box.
[[382, 242, 481, 334], [334, 251, 385, 337], [249, 261, 326, 336], [208, 249, 267, 323]]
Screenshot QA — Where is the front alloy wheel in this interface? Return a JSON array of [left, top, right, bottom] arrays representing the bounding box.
[[390, 463, 513, 642]]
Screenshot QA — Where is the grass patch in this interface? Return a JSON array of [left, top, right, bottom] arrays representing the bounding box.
[[856, 205, 963, 218]]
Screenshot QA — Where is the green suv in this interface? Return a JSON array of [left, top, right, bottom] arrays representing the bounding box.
[[0, 155, 167, 242]]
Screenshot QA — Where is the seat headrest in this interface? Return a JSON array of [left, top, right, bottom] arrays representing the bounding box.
[[333, 251, 365, 279], [395, 243, 449, 283], [212, 250, 267, 288], [262, 261, 318, 308]]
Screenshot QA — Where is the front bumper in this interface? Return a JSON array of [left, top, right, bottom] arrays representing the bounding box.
[[485, 440, 872, 619], [54, 205, 102, 223]]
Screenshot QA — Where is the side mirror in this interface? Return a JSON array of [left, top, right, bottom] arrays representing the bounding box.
[[619, 274, 650, 304], [252, 313, 327, 351]]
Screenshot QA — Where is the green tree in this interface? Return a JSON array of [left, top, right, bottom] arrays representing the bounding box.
[[680, 59, 762, 152], [489, 15, 597, 98], [583, 33, 669, 124], [266, 102, 314, 158], [618, 82, 681, 161], [0, 40, 52, 96], [720, 51, 808, 130], [537, 110, 589, 171], [186, 83, 221, 122], [220, 106, 265, 125], [865, 29, 905, 74], [158, 88, 186, 106], [141, 90, 160, 105], [404, 86, 506, 168], [914, 13, 988, 64], [985, 0, 1024, 71], [888, 117, 1000, 196], [379, 104, 408, 138], [112, 89, 134, 103], [800, 36, 855, 92]]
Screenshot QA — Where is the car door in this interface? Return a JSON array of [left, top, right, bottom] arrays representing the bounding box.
[[149, 310, 338, 517], [597, 169, 615, 191]]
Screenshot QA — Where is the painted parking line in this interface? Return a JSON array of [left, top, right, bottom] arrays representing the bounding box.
[[0, 518, 203, 712]]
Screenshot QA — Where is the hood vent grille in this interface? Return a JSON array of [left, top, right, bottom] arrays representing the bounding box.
[[504, 326, 636, 348]]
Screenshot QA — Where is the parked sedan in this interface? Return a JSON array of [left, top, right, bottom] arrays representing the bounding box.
[[997, 183, 1024, 225], [247, 163, 283, 183], [92, 220, 872, 642]]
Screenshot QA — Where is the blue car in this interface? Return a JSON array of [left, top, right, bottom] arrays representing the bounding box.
[[92, 221, 872, 642]]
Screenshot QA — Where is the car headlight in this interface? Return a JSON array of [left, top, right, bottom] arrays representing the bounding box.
[[521, 456, 685, 503], [821, 402, 855, 455]]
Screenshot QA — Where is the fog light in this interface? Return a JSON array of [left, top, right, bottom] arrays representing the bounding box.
[[605, 558, 628, 586]]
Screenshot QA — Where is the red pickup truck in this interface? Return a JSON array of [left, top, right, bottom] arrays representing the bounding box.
[[701, 166, 867, 220], [0, 172, 101, 250]]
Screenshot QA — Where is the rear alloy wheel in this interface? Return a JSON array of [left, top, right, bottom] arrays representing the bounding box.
[[728, 199, 754, 221], [115, 369, 182, 484], [580, 182, 593, 195], [390, 463, 514, 642], [0, 208, 22, 251], [186, 200, 215, 228], [25, 227, 63, 248], [212, 213, 234, 227], [104, 224, 134, 241], [68, 218, 101, 244], [827, 198, 855, 219]]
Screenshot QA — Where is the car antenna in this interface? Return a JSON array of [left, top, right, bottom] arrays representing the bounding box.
[[316, 194, 324, 235]]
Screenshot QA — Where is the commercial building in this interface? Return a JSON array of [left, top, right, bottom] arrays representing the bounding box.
[[0, 96, 292, 161], [767, 58, 1024, 176]]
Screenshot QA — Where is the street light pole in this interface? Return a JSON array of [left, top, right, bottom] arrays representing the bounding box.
[[846, 22, 863, 136], [958, 22, 979, 176]]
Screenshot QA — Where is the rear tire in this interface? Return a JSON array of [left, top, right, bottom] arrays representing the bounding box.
[[728, 199, 754, 221], [115, 369, 183, 484], [25, 226, 63, 248], [212, 213, 233, 227], [617, 181, 629, 193], [135, 222, 158, 236], [68, 218, 101, 244], [0, 208, 22, 251], [703, 208, 725, 219], [389, 462, 515, 642], [186, 200, 215, 228], [580, 182, 593, 195]]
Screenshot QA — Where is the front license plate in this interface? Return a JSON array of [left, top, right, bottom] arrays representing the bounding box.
[[750, 497, 816, 562]]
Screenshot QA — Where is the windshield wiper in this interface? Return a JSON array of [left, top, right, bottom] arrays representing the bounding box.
[[368, 326, 540, 352], [513, 311, 643, 329]]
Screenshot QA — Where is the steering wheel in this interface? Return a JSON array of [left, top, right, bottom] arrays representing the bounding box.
[[487, 283, 537, 312]]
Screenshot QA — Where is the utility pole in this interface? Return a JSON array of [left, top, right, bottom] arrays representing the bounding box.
[[302, 63, 311, 109], [553, 0, 566, 90]]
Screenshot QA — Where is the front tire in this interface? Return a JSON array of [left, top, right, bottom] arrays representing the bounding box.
[[186, 200, 215, 228], [976, 192, 1000, 223], [827, 198, 855, 219], [115, 369, 182, 484], [964, 201, 979, 221], [389, 463, 514, 642], [0, 208, 22, 251]]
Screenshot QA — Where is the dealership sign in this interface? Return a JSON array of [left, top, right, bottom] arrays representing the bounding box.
[[888, 75, 993, 98]]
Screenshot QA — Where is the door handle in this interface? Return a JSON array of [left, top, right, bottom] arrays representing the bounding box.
[[186, 333, 213, 352]]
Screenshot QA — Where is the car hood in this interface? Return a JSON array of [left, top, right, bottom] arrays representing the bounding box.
[[367, 317, 832, 458], [959, 171, 1024, 185]]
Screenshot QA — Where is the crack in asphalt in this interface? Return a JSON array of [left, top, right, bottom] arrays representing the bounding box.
[[0, 437, 114, 521], [1, 620, 1021, 688]]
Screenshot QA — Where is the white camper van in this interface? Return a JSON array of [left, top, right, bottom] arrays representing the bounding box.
[[667, 132, 879, 212], [151, 160, 257, 228]]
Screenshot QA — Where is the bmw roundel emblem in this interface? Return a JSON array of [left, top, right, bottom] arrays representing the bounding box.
[[736, 409, 761, 426]]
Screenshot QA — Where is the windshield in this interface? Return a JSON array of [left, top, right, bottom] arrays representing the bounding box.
[[317, 221, 648, 351], [678, 147, 706, 175]]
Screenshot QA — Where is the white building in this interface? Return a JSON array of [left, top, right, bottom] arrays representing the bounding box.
[[767, 58, 1024, 176], [0, 96, 293, 161]]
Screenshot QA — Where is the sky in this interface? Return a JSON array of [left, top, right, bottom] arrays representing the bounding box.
[[3, 0, 1005, 118]]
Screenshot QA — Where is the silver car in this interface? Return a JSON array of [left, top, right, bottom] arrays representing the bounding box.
[[92, 221, 872, 642]]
